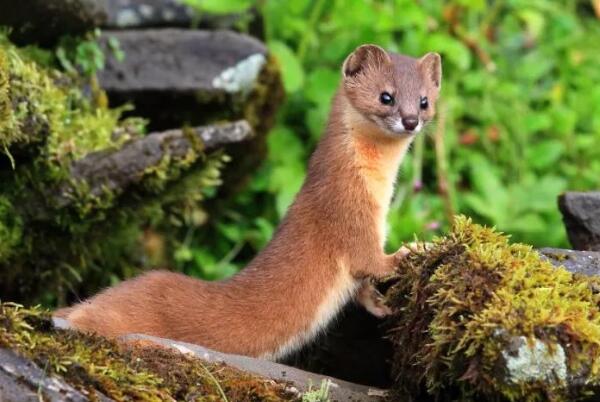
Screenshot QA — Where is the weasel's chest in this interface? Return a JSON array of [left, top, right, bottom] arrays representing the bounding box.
[[353, 139, 411, 245]]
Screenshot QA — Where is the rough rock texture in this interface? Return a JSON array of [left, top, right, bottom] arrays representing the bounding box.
[[98, 29, 269, 129], [540, 247, 600, 275], [102, 0, 196, 28], [0, 336, 382, 402], [0, 303, 301, 402], [384, 218, 600, 402], [559, 192, 600, 251], [99, 29, 265, 93], [123, 334, 384, 402], [0, 349, 108, 402], [98, 29, 267, 94]]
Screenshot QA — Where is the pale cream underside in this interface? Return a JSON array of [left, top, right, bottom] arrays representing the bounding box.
[[262, 264, 359, 361], [344, 104, 414, 246]]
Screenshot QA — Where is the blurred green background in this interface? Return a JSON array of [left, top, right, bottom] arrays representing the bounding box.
[[177, 0, 600, 280]]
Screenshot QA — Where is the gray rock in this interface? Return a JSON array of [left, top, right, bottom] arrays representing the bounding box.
[[540, 247, 600, 276], [56, 120, 254, 206], [103, 0, 195, 28], [0, 348, 112, 402], [0, 0, 106, 46], [97, 29, 269, 129], [121, 334, 385, 402], [98, 29, 266, 94], [559, 192, 600, 251]]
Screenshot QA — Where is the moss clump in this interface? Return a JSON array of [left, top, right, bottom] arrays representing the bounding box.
[[0, 302, 298, 401], [0, 33, 142, 164], [0, 47, 11, 151], [386, 216, 600, 402], [0, 33, 230, 305]]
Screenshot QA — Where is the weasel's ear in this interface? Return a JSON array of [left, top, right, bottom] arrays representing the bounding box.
[[418, 52, 442, 89], [342, 44, 391, 78]]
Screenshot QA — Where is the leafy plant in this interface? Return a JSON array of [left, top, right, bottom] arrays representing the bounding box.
[[56, 29, 124, 77], [302, 380, 331, 402], [179, 0, 600, 279]]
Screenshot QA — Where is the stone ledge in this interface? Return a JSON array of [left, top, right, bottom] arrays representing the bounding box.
[[122, 334, 385, 402]]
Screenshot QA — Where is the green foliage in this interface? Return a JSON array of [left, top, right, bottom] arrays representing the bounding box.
[[181, 0, 254, 15], [0, 196, 22, 260], [184, 0, 600, 279], [0, 32, 139, 165], [387, 216, 600, 401], [55, 29, 124, 77], [302, 380, 332, 402]]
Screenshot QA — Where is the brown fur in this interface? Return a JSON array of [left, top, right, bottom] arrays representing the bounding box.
[[55, 44, 442, 360]]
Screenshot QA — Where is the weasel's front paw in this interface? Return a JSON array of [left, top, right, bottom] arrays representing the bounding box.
[[366, 300, 393, 318], [393, 242, 432, 264], [393, 246, 411, 264], [357, 281, 393, 318]]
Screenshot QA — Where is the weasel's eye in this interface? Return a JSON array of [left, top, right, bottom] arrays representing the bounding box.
[[379, 92, 394, 106], [420, 96, 429, 110]]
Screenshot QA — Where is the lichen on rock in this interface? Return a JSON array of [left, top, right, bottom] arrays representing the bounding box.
[[386, 216, 600, 401], [502, 336, 567, 385]]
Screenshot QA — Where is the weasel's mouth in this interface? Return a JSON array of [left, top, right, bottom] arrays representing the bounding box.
[[370, 115, 422, 137], [390, 119, 422, 135]]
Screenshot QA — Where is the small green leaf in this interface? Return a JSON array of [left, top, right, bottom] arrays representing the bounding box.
[[269, 40, 305, 93], [525, 141, 564, 170], [182, 0, 252, 14]]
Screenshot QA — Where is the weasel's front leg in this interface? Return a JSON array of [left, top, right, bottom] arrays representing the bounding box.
[[370, 242, 432, 278], [356, 243, 427, 317], [366, 247, 411, 279]]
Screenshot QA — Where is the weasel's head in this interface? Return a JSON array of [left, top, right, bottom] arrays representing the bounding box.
[[341, 44, 442, 136]]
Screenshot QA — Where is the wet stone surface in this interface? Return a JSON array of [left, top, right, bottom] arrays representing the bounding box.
[[559, 192, 600, 252]]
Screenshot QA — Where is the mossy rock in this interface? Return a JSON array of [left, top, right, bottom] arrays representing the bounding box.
[[385, 216, 600, 401], [0, 33, 247, 305], [0, 302, 299, 401]]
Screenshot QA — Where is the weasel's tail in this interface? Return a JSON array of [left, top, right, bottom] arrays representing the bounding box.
[[52, 307, 74, 330]]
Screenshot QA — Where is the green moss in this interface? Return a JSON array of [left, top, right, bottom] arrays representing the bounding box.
[[242, 55, 284, 133], [0, 302, 298, 401], [0, 45, 19, 154], [0, 196, 22, 260], [0, 34, 229, 305], [386, 216, 600, 402], [0, 33, 143, 166]]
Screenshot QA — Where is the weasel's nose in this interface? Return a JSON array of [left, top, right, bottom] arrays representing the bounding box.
[[402, 116, 419, 131]]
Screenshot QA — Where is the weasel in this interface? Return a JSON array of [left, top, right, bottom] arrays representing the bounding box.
[[54, 44, 442, 360]]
